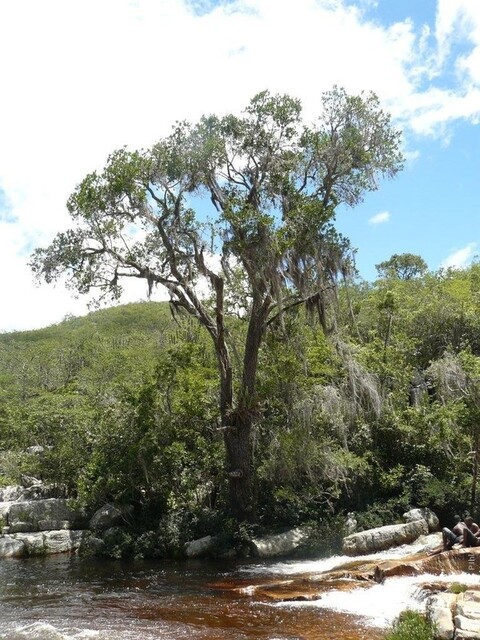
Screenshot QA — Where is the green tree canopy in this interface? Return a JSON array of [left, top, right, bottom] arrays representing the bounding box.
[[31, 87, 403, 521], [376, 253, 428, 280]]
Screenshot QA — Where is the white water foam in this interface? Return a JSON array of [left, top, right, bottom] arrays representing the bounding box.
[[242, 538, 436, 577], [4, 622, 101, 640], [273, 572, 480, 628]]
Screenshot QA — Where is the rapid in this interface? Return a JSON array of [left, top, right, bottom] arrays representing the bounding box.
[[0, 543, 477, 640]]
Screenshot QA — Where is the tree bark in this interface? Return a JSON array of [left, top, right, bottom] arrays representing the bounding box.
[[223, 410, 255, 521], [471, 428, 479, 513], [220, 296, 270, 522]]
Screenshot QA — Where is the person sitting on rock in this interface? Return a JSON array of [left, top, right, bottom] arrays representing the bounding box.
[[428, 515, 466, 555], [462, 516, 480, 548], [463, 515, 479, 533], [442, 515, 467, 550]]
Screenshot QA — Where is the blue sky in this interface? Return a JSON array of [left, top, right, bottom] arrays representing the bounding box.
[[0, 0, 480, 330], [336, 118, 480, 278]]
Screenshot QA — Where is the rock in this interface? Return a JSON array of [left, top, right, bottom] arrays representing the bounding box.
[[418, 531, 443, 550], [372, 547, 480, 582], [89, 503, 132, 531], [38, 519, 73, 531], [0, 485, 23, 502], [454, 592, 480, 640], [0, 501, 13, 521], [25, 446, 45, 455], [20, 484, 66, 501], [0, 530, 86, 558], [455, 631, 480, 640], [343, 519, 428, 555], [79, 534, 106, 557], [20, 475, 41, 488], [20, 532, 47, 556], [427, 592, 457, 640], [8, 498, 84, 532], [9, 521, 33, 533], [250, 527, 308, 559], [454, 615, 480, 636], [0, 536, 26, 558], [0, 480, 66, 503], [43, 530, 85, 554], [403, 507, 439, 532], [184, 535, 218, 558]]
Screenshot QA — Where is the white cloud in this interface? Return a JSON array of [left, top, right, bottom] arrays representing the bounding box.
[[440, 242, 477, 269], [369, 211, 390, 225], [0, 0, 479, 331]]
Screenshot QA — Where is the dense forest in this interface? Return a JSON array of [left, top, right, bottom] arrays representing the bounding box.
[[1, 256, 480, 556]]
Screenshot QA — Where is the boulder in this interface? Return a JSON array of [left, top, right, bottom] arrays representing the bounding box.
[[250, 527, 308, 559], [427, 592, 457, 640], [0, 530, 87, 558], [454, 615, 480, 637], [184, 535, 218, 558], [0, 536, 26, 558], [0, 485, 23, 502], [342, 519, 428, 555], [0, 501, 13, 521], [79, 534, 106, 557], [25, 445, 45, 455], [8, 498, 84, 532], [20, 475, 42, 488], [0, 481, 66, 503], [89, 503, 132, 531], [455, 592, 480, 640], [403, 507, 439, 533], [20, 483, 66, 501], [20, 532, 47, 556], [43, 530, 85, 554], [9, 521, 33, 533]]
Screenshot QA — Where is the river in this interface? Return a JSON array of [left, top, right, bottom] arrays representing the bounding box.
[[0, 548, 477, 640]]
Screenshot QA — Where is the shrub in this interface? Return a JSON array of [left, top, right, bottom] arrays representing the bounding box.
[[385, 610, 435, 640], [449, 582, 468, 594]]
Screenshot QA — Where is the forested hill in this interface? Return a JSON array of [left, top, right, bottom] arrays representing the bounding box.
[[0, 301, 175, 349], [1, 262, 480, 555]]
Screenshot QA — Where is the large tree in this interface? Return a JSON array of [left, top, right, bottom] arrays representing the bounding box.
[[31, 87, 403, 521]]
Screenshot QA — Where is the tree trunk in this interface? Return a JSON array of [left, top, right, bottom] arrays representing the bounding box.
[[223, 409, 255, 522], [471, 427, 479, 513]]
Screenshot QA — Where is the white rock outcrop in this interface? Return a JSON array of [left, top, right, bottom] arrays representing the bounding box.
[[342, 519, 428, 555], [0, 480, 87, 558], [184, 535, 218, 558], [8, 498, 84, 533], [403, 507, 439, 533], [250, 527, 308, 558]]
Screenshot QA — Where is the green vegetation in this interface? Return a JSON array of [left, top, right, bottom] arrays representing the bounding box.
[[1, 89, 479, 553], [30, 88, 403, 521], [448, 583, 468, 594], [1, 257, 480, 554], [385, 610, 436, 640]]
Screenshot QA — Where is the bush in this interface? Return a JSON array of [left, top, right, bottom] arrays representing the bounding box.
[[385, 610, 435, 640], [449, 582, 468, 594], [101, 527, 134, 559]]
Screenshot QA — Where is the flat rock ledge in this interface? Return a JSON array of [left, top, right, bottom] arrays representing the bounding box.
[[428, 589, 480, 640], [0, 530, 86, 558]]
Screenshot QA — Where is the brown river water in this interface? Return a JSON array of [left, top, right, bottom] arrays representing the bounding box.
[[0, 554, 388, 640]]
